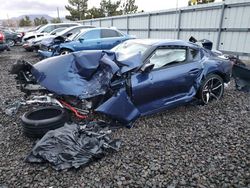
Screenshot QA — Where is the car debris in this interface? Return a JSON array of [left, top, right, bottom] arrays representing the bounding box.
[[21, 106, 69, 138], [4, 101, 22, 116], [232, 64, 250, 92], [3, 95, 64, 116], [25, 122, 121, 170]]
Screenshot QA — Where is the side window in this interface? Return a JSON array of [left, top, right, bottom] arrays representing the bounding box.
[[69, 28, 80, 35], [189, 48, 201, 61], [149, 48, 186, 69], [55, 25, 62, 29], [56, 24, 68, 28], [101, 29, 122, 38], [42, 25, 55, 33], [81, 30, 100, 40], [66, 24, 77, 27]]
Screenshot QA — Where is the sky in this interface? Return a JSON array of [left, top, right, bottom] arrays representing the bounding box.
[[0, 0, 221, 20]]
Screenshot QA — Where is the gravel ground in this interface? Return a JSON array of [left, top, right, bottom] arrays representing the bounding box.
[[0, 47, 249, 188]]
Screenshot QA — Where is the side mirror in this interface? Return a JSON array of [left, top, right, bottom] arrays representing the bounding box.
[[78, 38, 84, 43], [141, 63, 154, 73], [66, 33, 72, 37]]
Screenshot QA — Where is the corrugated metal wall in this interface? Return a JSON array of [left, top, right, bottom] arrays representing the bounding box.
[[80, 1, 250, 58]]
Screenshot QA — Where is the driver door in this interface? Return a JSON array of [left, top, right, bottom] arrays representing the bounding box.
[[131, 46, 202, 115]]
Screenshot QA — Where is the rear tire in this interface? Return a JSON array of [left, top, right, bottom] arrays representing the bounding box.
[[21, 106, 68, 138], [197, 74, 224, 104]]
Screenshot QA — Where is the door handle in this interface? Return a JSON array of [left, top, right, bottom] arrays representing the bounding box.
[[188, 69, 200, 75]]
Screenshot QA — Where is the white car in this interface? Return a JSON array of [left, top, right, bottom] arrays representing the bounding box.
[[22, 23, 81, 42]]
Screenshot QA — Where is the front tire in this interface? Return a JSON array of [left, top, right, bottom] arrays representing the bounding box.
[[60, 49, 72, 55], [6, 39, 15, 47], [198, 74, 224, 104]]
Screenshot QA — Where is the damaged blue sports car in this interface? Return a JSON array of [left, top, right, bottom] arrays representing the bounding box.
[[11, 39, 233, 126]]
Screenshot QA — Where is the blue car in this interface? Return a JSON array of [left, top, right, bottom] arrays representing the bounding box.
[[11, 39, 232, 126], [38, 28, 134, 58]]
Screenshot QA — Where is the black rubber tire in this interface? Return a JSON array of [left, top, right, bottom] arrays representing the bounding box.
[[21, 106, 68, 138], [6, 39, 15, 47], [25, 48, 34, 52], [60, 49, 72, 55], [197, 74, 224, 104]]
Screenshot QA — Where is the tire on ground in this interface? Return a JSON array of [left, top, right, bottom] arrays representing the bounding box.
[[21, 106, 68, 138]]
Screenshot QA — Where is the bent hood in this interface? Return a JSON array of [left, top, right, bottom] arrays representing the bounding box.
[[31, 50, 142, 99]]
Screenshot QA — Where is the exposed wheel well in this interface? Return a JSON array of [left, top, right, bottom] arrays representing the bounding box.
[[210, 72, 229, 83], [202, 72, 228, 83], [60, 48, 73, 53], [59, 48, 73, 55]]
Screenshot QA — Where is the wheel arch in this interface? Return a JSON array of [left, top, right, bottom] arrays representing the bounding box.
[[205, 71, 228, 83], [59, 47, 73, 53]]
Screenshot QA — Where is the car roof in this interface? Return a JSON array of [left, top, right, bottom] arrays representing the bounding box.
[[81, 27, 120, 31], [74, 27, 120, 34], [61, 25, 94, 32], [47, 23, 80, 26], [127, 39, 200, 48]]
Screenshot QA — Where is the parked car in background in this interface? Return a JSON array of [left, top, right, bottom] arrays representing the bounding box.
[[25, 27, 68, 51], [49, 27, 67, 35], [0, 29, 22, 46], [16, 25, 44, 38], [32, 25, 95, 52], [38, 27, 135, 58], [0, 31, 10, 52], [22, 23, 81, 42]]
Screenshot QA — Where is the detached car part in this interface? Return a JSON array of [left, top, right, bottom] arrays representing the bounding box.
[[232, 63, 250, 92], [21, 106, 69, 138], [25, 123, 121, 170]]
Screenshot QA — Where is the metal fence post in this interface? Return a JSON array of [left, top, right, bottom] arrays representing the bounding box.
[[90, 19, 92, 26], [177, 9, 182, 39], [99, 19, 101, 27], [148, 13, 151, 38], [216, 3, 226, 50], [126, 16, 129, 34], [111, 18, 113, 27]]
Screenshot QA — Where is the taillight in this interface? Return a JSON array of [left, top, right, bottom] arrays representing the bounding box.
[[0, 32, 4, 42]]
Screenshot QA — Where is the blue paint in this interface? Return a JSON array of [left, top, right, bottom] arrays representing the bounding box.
[[26, 39, 232, 124], [38, 28, 134, 58]]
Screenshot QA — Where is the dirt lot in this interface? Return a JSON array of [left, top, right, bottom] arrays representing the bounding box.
[[0, 47, 249, 188]]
